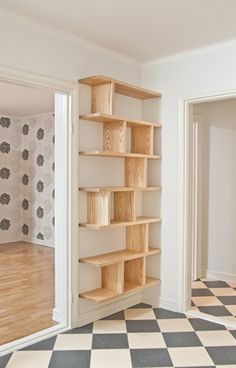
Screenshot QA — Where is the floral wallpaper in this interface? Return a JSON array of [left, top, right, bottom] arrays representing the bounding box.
[[0, 113, 55, 246]]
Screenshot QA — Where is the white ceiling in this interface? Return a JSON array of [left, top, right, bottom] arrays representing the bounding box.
[[0, 81, 54, 117], [1, 0, 236, 62]]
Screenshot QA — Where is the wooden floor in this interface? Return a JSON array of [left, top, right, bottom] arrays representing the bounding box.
[[0, 241, 57, 345]]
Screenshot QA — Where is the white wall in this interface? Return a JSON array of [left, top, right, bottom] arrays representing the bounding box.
[[194, 99, 236, 280], [142, 40, 236, 310]]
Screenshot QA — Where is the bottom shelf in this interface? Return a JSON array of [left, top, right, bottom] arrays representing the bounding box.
[[79, 277, 160, 303]]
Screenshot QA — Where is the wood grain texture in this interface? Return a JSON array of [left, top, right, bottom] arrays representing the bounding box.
[[124, 257, 145, 290], [125, 157, 147, 187], [0, 242, 56, 345], [79, 186, 161, 192], [126, 223, 149, 252], [87, 192, 110, 225], [131, 126, 154, 155], [79, 216, 161, 230], [102, 262, 124, 294], [91, 82, 114, 114], [80, 151, 161, 159], [79, 75, 161, 99], [103, 121, 127, 152], [114, 191, 136, 222], [79, 113, 162, 128]]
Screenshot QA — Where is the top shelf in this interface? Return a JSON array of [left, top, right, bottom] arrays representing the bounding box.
[[79, 75, 161, 100]]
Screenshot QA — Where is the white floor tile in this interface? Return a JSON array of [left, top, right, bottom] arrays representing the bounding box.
[[192, 281, 207, 289], [53, 334, 92, 350], [169, 347, 213, 367], [91, 349, 132, 368], [128, 332, 166, 348], [93, 320, 126, 333], [6, 351, 52, 368], [124, 308, 156, 320], [210, 288, 236, 296], [226, 305, 236, 315], [157, 319, 194, 332], [197, 330, 236, 346], [192, 296, 222, 306]]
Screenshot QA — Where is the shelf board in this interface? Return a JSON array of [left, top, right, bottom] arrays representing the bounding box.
[[79, 75, 161, 100], [80, 113, 161, 128], [79, 151, 161, 159], [80, 247, 161, 267], [79, 216, 161, 230], [79, 186, 161, 193], [80, 277, 160, 303]]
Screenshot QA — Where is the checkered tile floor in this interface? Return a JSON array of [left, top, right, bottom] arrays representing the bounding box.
[[192, 279, 236, 320], [1, 303, 236, 367]]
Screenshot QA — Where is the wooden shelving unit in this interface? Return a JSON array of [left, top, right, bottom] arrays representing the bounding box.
[[78, 75, 161, 303]]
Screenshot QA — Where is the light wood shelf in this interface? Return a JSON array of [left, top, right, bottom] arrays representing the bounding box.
[[79, 186, 161, 192], [79, 74, 161, 304], [79, 75, 161, 100], [79, 151, 161, 159], [80, 113, 161, 128], [80, 247, 160, 267], [79, 216, 161, 230], [80, 277, 160, 303]]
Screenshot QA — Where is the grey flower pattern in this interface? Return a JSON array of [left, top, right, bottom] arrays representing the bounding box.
[[0, 142, 10, 154], [0, 167, 10, 179], [52, 135, 55, 144], [36, 207, 44, 219], [37, 154, 44, 166], [52, 189, 55, 199], [22, 224, 29, 235], [52, 216, 55, 226], [22, 174, 29, 185], [37, 232, 44, 240], [37, 128, 44, 140], [0, 117, 11, 128], [0, 193, 10, 205], [52, 162, 55, 172], [22, 124, 29, 135], [0, 219, 10, 230], [36, 181, 44, 192], [22, 199, 29, 210], [22, 149, 29, 160]]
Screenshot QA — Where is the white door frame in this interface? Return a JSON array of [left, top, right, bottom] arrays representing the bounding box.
[[0, 65, 77, 356], [178, 89, 236, 314]]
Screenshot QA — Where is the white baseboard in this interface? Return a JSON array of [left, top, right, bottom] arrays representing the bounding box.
[[25, 238, 55, 248], [0, 238, 22, 244], [53, 308, 63, 323], [202, 269, 236, 283], [142, 293, 178, 312], [75, 293, 142, 327]]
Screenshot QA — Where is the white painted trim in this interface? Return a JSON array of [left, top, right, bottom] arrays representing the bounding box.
[[179, 88, 236, 314], [0, 67, 72, 355], [53, 308, 63, 323], [186, 309, 236, 329], [0, 238, 22, 244], [0, 324, 70, 357], [142, 294, 178, 312], [202, 270, 236, 284], [0, 9, 141, 68], [76, 294, 141, 327], [25, 238, 55, 248]]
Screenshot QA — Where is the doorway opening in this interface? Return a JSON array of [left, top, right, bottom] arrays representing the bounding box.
[[0, 74, 72, 353], [179, 92, 236, 328]]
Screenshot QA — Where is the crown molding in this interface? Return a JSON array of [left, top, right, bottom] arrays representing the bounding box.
[[0, 8, 141, 68]]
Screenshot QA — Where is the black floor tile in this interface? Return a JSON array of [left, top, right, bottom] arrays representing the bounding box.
[[49, 351, 90, 368], [217, 296, 236, 305], [192, 288, 214, 297], [126, 320, 160, 332], [102, 311, 125, 320], [21, 336, 57, 350], [162, 331, 202, 347], [130, 303, 151, 309], [0, 354, 12, 368], [63, 323, 93, 334], [230, 330, 236, 339], [203, 281, 230, 288], [153, 308, 185, 319], [207, 346, 236, 365], [189, 318, 226, 331], [198, 305, 232, 316], [92, 333, 129, 349], [130, 348, 173, 367]]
